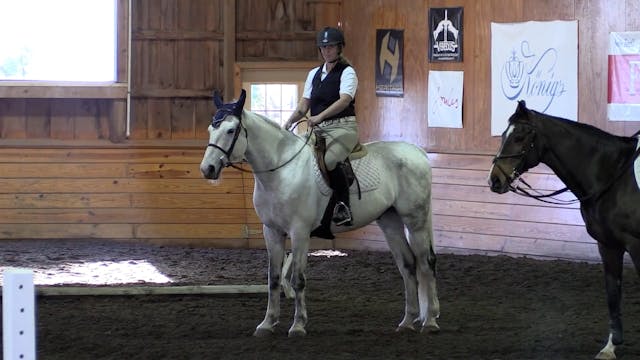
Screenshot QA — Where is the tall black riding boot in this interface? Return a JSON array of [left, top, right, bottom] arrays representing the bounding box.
[[328, 164, 352, 226]]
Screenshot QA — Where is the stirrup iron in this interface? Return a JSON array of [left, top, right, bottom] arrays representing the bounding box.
[[332, 201, 352, 226]]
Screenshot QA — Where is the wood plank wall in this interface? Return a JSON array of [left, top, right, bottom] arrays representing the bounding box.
[[0, 0, 638, 262]]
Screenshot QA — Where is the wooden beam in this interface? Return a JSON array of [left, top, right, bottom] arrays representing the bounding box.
[[0, 83, 128, 99], [224, 0, 236, 99], [32, 284, 268, 296]]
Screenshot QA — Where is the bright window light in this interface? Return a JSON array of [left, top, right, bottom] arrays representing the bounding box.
[[250, 83, 298, 125], [0, 0, 117, 82]]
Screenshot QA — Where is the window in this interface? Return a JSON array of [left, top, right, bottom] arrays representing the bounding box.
[[0, 0, 117, 82], [249, 83, 298, 125]]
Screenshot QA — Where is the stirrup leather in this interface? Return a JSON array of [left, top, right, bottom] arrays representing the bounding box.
[[332, 201, 352, 226]]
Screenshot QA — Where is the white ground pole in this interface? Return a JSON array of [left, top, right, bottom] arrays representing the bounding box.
[[3, 269, 36, 360]]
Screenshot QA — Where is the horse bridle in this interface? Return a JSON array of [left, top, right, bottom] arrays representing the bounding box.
[[495, 123, 640, 205], [492, 124, 577, 204], [491, 125, 537, 187], [206, 115, 311, 174]]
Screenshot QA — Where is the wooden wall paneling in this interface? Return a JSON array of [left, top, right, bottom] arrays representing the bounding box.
[[117, 0, 130, 82], [25, 99, 50, 139], [74, 100, 100, 140], [96, 100, 112, 140], [311, 0, 342, 29], [176, 0, 220, 31], [147, 0, 178, 31], [170, 99, 196, 139], [50, 99, 75, 140], [127, 163, 201, 178], [175, 41, 215, 91], [195, 99, 213, 140], [0, 208, 247, 224], [0, 148, 205, 163], [110, 100, 127, 142], [0, 163, 127, 178], [0, 224, 134, 240], [522, 0, 575, 20], [147, 99, 172, 139], [237, 0, 270, 32], [0, 194, 131, 209], [0, 99, 27, 139], [131, 193, 245, 208], [135, 223, 244, 238], [0, 178, 239, 194], [129, 99, 148, 140]]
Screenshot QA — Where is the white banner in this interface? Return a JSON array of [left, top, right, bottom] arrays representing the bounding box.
[[427, 70, 463, 128], [608, 32, 640, 121], [491, 20, 578, 135]]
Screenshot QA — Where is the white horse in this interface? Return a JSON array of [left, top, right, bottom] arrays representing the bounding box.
[[200, 89, 440, 337]]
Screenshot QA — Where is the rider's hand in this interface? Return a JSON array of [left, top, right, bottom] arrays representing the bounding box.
[[308, 115, 323, 127]]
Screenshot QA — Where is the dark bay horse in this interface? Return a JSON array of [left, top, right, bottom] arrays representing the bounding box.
[[488, 101, 640, 359]]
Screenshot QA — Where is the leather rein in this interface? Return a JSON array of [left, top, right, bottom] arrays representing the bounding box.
[[207, 118, 311, 174], [493, 128, 640, 205]]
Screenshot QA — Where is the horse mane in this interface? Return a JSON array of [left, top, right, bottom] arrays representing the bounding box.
[[526, 109, 634, 144], [244, 109, 291, 134]]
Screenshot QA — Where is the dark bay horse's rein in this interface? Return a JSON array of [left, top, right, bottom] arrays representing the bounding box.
[[510, 130, 640, 205]]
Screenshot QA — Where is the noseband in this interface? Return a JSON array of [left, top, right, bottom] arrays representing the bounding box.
[[206, 118, 246, 168], [491, 127, 536, 184]]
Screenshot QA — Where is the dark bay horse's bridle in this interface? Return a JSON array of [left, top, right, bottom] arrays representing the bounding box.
[[494, 122, 640, 205]]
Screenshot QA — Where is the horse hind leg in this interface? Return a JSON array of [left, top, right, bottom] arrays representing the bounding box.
[[405, 209, 440, 333], [595, 243, 625, 360], [377, 209, 421, 332]]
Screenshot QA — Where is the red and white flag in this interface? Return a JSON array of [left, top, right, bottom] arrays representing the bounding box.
[[608, 32, 640, 121]]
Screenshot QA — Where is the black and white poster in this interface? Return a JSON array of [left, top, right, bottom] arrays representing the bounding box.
[[429, 7, 463, 62], [375, 29, 404, 97]]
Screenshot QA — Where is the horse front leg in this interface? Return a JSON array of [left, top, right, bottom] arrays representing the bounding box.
[[287, 230, 310, 337], [254, 225, 286, 337], [595, 243, 625, 360]]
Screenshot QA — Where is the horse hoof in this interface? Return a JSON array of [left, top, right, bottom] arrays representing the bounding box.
[[422, 323, 441, 334], [253, 328, 274, 337], [288, 328, 307, 337], [395, 325, 417, 333], [594, 350, 616, 360]]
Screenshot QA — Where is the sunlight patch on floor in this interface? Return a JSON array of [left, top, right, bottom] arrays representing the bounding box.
[[308, 250, 348, 257], [0, 260, 173, 286]]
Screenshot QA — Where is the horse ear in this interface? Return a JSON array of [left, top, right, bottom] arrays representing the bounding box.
[[516, 100, 527, 114], [237, 89, 246, 109], [213, 90, 224, 109]]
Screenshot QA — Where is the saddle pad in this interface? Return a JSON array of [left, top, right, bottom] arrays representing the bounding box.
[[313, 153, 382, 196], [350, 153, 382, 193], [635, 136, 640, 191]]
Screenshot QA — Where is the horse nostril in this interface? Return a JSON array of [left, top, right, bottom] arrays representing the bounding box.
[[489, 174, 501, 191], [201, 164, 216, 179]]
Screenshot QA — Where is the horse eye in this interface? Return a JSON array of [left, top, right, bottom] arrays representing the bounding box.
[[226, 128, 235, 135], [513, 135, 525, 143]]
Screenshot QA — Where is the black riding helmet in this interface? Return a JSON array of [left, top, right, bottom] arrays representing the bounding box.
[[316, 27, 345, 47]]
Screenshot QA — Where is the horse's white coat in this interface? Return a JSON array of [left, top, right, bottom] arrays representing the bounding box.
[[200, 109, 440, 337]]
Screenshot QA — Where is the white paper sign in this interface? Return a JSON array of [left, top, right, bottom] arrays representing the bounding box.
[[491, 20, 578, 135], [428, 70, 463, 128]]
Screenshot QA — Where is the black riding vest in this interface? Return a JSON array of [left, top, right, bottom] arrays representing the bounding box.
[[310, 62, 356, 120]]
